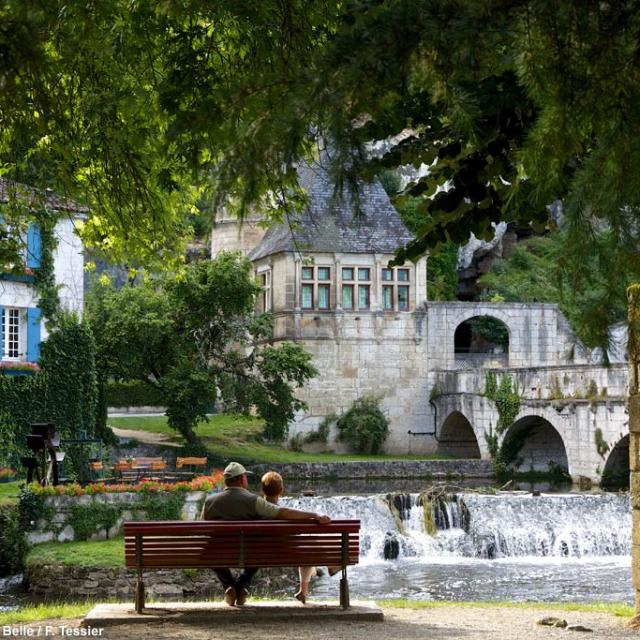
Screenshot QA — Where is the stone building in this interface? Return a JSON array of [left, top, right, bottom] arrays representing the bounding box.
[[0, 180, 85, 368], [211, 161, 630, 483], [211, 160, 429, 452]]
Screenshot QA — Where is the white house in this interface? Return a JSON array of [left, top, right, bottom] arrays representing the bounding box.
[[0, 180, 85, 368]]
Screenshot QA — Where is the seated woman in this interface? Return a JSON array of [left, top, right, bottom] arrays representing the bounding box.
[[261, 471, 336, 603]]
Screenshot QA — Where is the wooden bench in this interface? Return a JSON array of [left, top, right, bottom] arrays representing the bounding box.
[[171, 456, 208, 480], [115, 457, 167, 482], [124, 519, 360, 612]]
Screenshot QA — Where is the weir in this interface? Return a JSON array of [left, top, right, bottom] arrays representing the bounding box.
[[283, 493, 631, 562]]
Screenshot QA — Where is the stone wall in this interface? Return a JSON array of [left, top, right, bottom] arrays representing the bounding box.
[[279, 307, 431, 454], [26, 492, 206, 545], [26, 564, 299, 601], [210, 216, 266, 257], [248, 459, 492, 480], [432, 391, 629, 482]]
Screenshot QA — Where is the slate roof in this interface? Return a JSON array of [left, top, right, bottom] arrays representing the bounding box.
[[0, 178, 88, 213], [248, 160, 413, 260]]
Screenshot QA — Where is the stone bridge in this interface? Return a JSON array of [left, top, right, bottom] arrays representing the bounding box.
[[424, 302, 629, 484], [289, 299, 629, 485]]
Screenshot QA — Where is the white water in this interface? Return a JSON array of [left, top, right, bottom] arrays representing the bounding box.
[[282, 492, 633, 603]]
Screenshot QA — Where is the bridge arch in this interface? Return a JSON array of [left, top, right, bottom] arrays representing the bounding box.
[[436, 410, 481, 458], [601, 434, 629, 490], [500, 414, 569, 474]]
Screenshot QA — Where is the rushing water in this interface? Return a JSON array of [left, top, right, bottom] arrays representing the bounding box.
[[282, 492, 633, 603]]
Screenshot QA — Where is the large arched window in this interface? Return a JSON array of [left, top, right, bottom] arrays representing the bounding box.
[[454, 315, 509, 367]]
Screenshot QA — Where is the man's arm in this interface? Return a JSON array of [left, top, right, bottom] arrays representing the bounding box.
[[276, 506, 331, 524]]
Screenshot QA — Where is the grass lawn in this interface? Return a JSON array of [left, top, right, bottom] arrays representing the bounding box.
[[26, 538, 124, 568], [108, 414, 452, 464], [0, 480, 23, 506], [0, 603, 95, 625]]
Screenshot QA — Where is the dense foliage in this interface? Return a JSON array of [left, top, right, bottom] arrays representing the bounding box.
[[478, 230, 633, 351], [39, 315, 98, 441], [0, 315, 97, 473], [0, 502, 27, 575], [2, 2, 640, 332], [87, 252, 317, 443], [336, 394, 389, 454]]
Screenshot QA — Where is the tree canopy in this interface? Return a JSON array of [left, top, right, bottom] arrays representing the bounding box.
[[4, 1, 640, 340]]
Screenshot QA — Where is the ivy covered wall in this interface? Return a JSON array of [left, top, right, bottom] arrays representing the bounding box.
[[0, 315, 97, 471]]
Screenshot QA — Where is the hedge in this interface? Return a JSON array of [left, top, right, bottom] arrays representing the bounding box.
[[105, 380, 164, 407]]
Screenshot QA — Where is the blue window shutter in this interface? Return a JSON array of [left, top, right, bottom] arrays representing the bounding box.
[[26, 223, 42, 269], [26, 308, 41, 362]]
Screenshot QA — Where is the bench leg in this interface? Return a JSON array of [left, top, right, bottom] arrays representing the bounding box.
[[135, 573, 145, 613], [339, 571, 350, 609]]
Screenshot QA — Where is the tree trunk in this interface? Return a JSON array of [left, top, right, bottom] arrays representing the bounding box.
[[627, 285, 640, 625]]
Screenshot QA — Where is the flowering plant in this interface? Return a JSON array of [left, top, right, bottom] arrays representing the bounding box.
[[30, 471, 224, 496], [0, 467, 16, 480], [0, 361, 40, 373]]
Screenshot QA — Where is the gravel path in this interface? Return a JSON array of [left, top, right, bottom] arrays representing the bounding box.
[[110, 427, 180, 448], [16, 605, 640, 639]]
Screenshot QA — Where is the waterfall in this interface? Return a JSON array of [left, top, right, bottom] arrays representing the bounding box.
[[282, 492, 630, 562]]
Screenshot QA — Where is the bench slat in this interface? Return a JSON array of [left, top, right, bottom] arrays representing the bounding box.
[[123, 520, 360, 535], [124, 537, 356, 546]]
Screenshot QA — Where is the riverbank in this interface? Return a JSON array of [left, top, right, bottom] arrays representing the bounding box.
[[4, 602, 637, 639]]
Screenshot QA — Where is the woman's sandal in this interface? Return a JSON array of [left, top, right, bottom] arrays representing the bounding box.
[[295, 590, 307, 604], [328, 566, 341, 577]]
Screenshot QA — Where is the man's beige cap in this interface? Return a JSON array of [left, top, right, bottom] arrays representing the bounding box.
[[223, 461, 253, 479]]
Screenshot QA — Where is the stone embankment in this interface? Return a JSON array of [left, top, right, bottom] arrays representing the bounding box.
[[249, 459, 492, 480]]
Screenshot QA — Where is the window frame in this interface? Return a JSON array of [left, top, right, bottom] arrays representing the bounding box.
[[258, 269, 272, 312], [299, 265, 332, 311], [2, 307, 22, 360], [380, 267, 412, 311]]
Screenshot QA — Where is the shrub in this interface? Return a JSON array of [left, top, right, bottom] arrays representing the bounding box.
[[0, 503, 27, 575], [336, 395, 389, 454], [304, 413, 335, 444]]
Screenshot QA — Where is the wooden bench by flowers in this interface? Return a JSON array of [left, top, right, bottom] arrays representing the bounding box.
[[114, 457, 167, 482], [172, 456, 208, 480], [123, 519, 360, 612]]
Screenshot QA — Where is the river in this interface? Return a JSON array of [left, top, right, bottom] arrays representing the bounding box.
[[281, 491, 633, 603]]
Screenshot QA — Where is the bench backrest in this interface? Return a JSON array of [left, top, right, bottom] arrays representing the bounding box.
[[124, 520, 360, 569], [176, 456, 207, 469]]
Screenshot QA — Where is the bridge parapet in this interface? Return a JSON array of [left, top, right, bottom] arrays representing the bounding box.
[[427, 301, 590, 369], [431, 364, 628, 400]]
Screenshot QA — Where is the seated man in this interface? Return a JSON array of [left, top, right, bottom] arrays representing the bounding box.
[[201, 461, 331, 606]]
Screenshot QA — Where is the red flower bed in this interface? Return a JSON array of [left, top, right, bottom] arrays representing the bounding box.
[[31, 471, 224, 496]]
